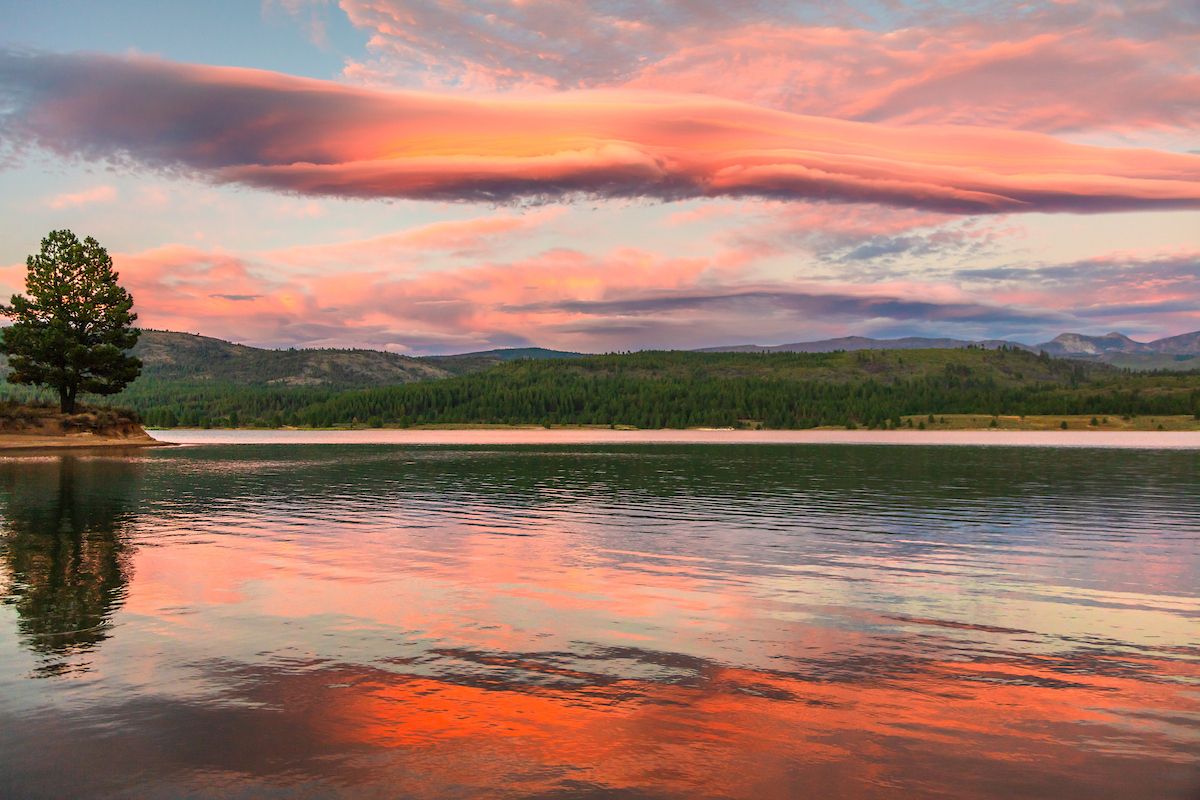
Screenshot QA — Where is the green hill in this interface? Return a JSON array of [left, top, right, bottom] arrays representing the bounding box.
[[1083, 353, 1200, 371], [132, 330, 451, 385], [2, 332, 1198, 429], [237, 347, 1200, 430]]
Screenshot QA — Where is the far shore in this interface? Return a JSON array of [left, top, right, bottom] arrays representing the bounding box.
[[148, 427, 1200, 449], [5, 411, 1197, 453]]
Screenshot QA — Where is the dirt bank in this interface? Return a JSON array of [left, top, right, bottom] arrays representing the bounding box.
[[0, 403, 164, 452]]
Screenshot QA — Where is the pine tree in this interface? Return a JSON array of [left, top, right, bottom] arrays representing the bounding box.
[[1, 231, 141, 413]]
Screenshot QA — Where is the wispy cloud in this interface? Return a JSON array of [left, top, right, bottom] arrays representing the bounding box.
[[337, 1, 1200, 134], [505, 288, 1064, 327], [8, 237, 1186, 353], [2, 52, 1198, 214]]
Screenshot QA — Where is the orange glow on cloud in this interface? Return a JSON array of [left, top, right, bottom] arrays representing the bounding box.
[[339, 2, 1200, 136], [4, 233, 1181, 353], [2, 52, 1198, 214]]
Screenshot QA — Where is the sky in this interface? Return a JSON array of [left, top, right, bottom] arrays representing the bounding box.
[[0, 1, 1197, 354]]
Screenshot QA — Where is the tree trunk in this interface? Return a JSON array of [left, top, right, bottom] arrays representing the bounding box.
[[60, 387, 75, 414]]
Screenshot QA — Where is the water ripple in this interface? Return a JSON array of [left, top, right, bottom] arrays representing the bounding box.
[[0, 444, 1197, 798]]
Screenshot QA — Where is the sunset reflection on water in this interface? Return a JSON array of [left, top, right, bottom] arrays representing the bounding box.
[[1, 445, 1197, 798]]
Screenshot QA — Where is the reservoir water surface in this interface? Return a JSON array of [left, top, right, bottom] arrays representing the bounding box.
[[1, 443, 1197, 798]]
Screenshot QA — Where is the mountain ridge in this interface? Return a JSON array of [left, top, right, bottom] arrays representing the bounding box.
[[697, 330, 1200, 369], [131, 330, 452, 386], [2, 329, 1198, 390]]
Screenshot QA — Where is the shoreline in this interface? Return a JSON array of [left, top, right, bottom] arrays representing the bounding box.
[[5, 426, 1196, 453], [148, 428, 1200, 449], [0, 432, 169, 453], [0, 404, 164, 453]]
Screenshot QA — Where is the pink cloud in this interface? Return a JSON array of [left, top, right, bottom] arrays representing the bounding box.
[[37, 237, 1185, 353], [625, 25, 1200, 134], [2, 52, 1198, 214], [337, 1, 1200, 134], [107, 244, 722, 351], [5, 231, 1188, 353], [44, 184, 117, 209], [956, 249, 1200, 338]]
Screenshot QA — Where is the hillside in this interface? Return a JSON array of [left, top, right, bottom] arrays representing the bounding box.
[[205, 348, 1200, 430], [2, 331, 1199, 429], [132, 330, 451, 386], [0, 331, 582, 425], [1090, 353, 1200, 371], [0, 331, 581, 385]]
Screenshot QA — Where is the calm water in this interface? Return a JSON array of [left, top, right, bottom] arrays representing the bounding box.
[[0, 444, 1197, 799]]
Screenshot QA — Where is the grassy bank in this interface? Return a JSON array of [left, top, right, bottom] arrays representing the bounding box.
[[903, 414, 1200, 431], [151, 415, 1200, 433]]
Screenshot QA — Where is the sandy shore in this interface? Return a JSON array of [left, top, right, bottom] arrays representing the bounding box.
[[151, 428, 1200, 449], [0, 431, 167, 452]]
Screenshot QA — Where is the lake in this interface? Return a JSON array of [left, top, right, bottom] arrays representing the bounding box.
[[1, 443, 1197, 799]]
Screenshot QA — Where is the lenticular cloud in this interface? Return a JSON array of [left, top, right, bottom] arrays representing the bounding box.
[[2, 51, 1198, 214]]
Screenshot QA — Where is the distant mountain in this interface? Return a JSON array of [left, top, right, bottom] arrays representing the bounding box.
[[1149, 330, 1200, 353], [132, 330, 451, 386], [1038, 332, 1148, 356], [699, 330, 1200, 369], [3, 330, 1198, 398], [1035, 330, 1200, 369], [698, 336, 1028, 354]]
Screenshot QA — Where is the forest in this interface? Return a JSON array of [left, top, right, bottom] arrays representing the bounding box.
[[4, 346, 1192, 430]]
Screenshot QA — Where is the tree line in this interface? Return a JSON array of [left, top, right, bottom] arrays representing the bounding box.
[[88, 348, 1200, 429]]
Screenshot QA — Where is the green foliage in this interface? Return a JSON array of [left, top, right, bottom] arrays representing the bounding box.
[[0, 231, 141, 412], [33, 346, 1199, 429]]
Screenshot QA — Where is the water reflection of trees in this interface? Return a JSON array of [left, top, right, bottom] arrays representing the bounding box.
[[0, 456, 142, 670], [153, 443, 1196, 507]]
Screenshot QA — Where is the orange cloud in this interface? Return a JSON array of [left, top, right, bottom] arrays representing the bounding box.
[[339, 1, 1200, 134], [3, 52, 1198, 213], [49, 239, 1054, 352], [624, 24, 1200, 134], [6, 228, 1194, 352]]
